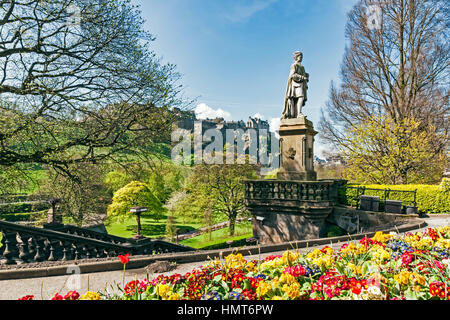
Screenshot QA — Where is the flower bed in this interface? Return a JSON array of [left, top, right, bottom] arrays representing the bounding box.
[[19, 227, 450, 300]]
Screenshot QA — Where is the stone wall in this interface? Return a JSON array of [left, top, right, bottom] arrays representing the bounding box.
[[327, 206, 423, 234]]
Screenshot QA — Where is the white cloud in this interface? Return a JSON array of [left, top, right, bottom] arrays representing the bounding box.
[[195, 103, 232, 121], [224, 0, 279, 22], [268, 117, 281, 138], [253, 113, 265, 120]]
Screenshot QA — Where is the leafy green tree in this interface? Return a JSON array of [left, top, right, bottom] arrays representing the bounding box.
[[39, 162, 110, 226], [183, 163, 258, 236], [341, 116, 447, 184], [0, 0, 183, 179], [320, 0, 449, 182], [107, 181, 164, 223]]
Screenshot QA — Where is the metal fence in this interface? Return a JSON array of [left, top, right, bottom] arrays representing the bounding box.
[[339, 186, 417, 212]]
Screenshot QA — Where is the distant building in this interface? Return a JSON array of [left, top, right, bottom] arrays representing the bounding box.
[[174, 110, 275, 156]]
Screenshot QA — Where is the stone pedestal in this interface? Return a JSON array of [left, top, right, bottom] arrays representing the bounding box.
[[277, 116, 317, 181]]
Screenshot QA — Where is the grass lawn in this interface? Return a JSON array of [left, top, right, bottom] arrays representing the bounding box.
[[179, 221, 253, 249], [105, 215, 202, 239]]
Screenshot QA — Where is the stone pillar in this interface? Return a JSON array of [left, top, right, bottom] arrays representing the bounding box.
[[277, 115, 317, 181]]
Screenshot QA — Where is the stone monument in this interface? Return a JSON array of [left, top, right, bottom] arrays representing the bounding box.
[[278, 51, 317, 181], [244, 51, 342, 244]]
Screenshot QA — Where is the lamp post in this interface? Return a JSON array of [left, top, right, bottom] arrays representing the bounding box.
[[130, 206, 148, 240], [47, 198, 62, 224]]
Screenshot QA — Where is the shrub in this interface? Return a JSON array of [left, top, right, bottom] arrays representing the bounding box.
[[0, 202, 48, 214], [107, 181, 164, 222], [339, 183, 450, 214]]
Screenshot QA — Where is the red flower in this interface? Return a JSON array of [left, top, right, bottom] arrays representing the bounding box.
[[124, 280, 141, 295], [51, 293, 64, 300], [283, 264, 307, 277], [429, 282, 446, 299], [265, 255, 282, 261], [401, 252, 413, 266], [359, 237, 374, 246], [64, 291, 80, 300], [118, 253, 130, 264], [18, 295, 34, 300]]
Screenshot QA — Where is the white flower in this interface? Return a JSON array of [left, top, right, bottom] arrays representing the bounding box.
[[368, 285, 382, 296], [389, 231, 398, 238], [360, 293, 370, 300], [442, 258, 450, 266]]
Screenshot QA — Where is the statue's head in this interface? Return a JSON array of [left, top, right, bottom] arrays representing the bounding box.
[[293, 51, 303, 62]]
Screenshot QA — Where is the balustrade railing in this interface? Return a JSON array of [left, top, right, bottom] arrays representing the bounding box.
[[0, 220, 194, 266], [245, 180, 338, 202]]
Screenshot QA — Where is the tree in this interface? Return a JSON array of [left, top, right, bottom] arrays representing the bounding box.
[[185, 163, 258, 236], [341, 116, 447, 184], [107, 181, 164, 223], [0, 0, 183, 179], [39, 162, 110, 226], [319, 0, 449, 182]]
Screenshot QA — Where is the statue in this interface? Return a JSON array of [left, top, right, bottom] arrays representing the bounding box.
[[282, 51, 309, 119]]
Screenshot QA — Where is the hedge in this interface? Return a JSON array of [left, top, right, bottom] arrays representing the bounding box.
[[0, 201, 49, 215], [339, 182, 450, 214], [0, 212, 34, 222]]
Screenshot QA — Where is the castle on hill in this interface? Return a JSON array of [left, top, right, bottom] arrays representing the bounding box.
[[173, 108, 270, 133]]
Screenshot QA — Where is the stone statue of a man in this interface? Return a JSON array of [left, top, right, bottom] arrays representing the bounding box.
[[282, 51, 309, 119]]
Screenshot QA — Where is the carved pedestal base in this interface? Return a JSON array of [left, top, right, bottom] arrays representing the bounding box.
[[249, 201, 333, 244], [277, 116, 317, 181]]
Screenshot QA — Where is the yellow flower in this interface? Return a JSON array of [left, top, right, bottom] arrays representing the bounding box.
[[340, 242, 359, 257], [322, 247, 335, 256], [435, 238, 450, 249], [246, 261, 257, 273], [256, 281, 272, 297], [369, 245, 391, 262], [279, 273, 297, 285], [394, 271, 412, 286], [411, 273, 426, 286], [282, 282, 301, 299], [271, 277, 280, 289], [372, 231, 393, 244], [166, 292, 180, 300], [157, 284, 171, 298], [347, 263, 363, 275], [271, 296, 283, 300], [80, 291, 101, 300], [203, 259, 222, 269], [306, 249, 323, 260], [282, 251, 299, 264], [312, 255, 334, 269], [225, 253, 247, 270]]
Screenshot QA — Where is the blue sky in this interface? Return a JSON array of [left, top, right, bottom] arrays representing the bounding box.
[[131, 0, 359, 155]]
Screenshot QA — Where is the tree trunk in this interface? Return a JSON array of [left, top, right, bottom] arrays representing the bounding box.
[[229, 216, 236, 236]]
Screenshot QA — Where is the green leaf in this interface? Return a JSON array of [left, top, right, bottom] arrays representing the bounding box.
[[243, 279, 251, 290], [221, 280, 230, 291], [213, 275, 223, 282]]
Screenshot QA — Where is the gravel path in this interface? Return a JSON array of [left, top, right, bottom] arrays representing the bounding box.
[[0, 216, 448, 300]]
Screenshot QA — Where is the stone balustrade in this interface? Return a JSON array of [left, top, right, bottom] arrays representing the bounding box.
[[245, 179, 343, 203], [244, 179, 347, 244], [0, 220, 194, 265]]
